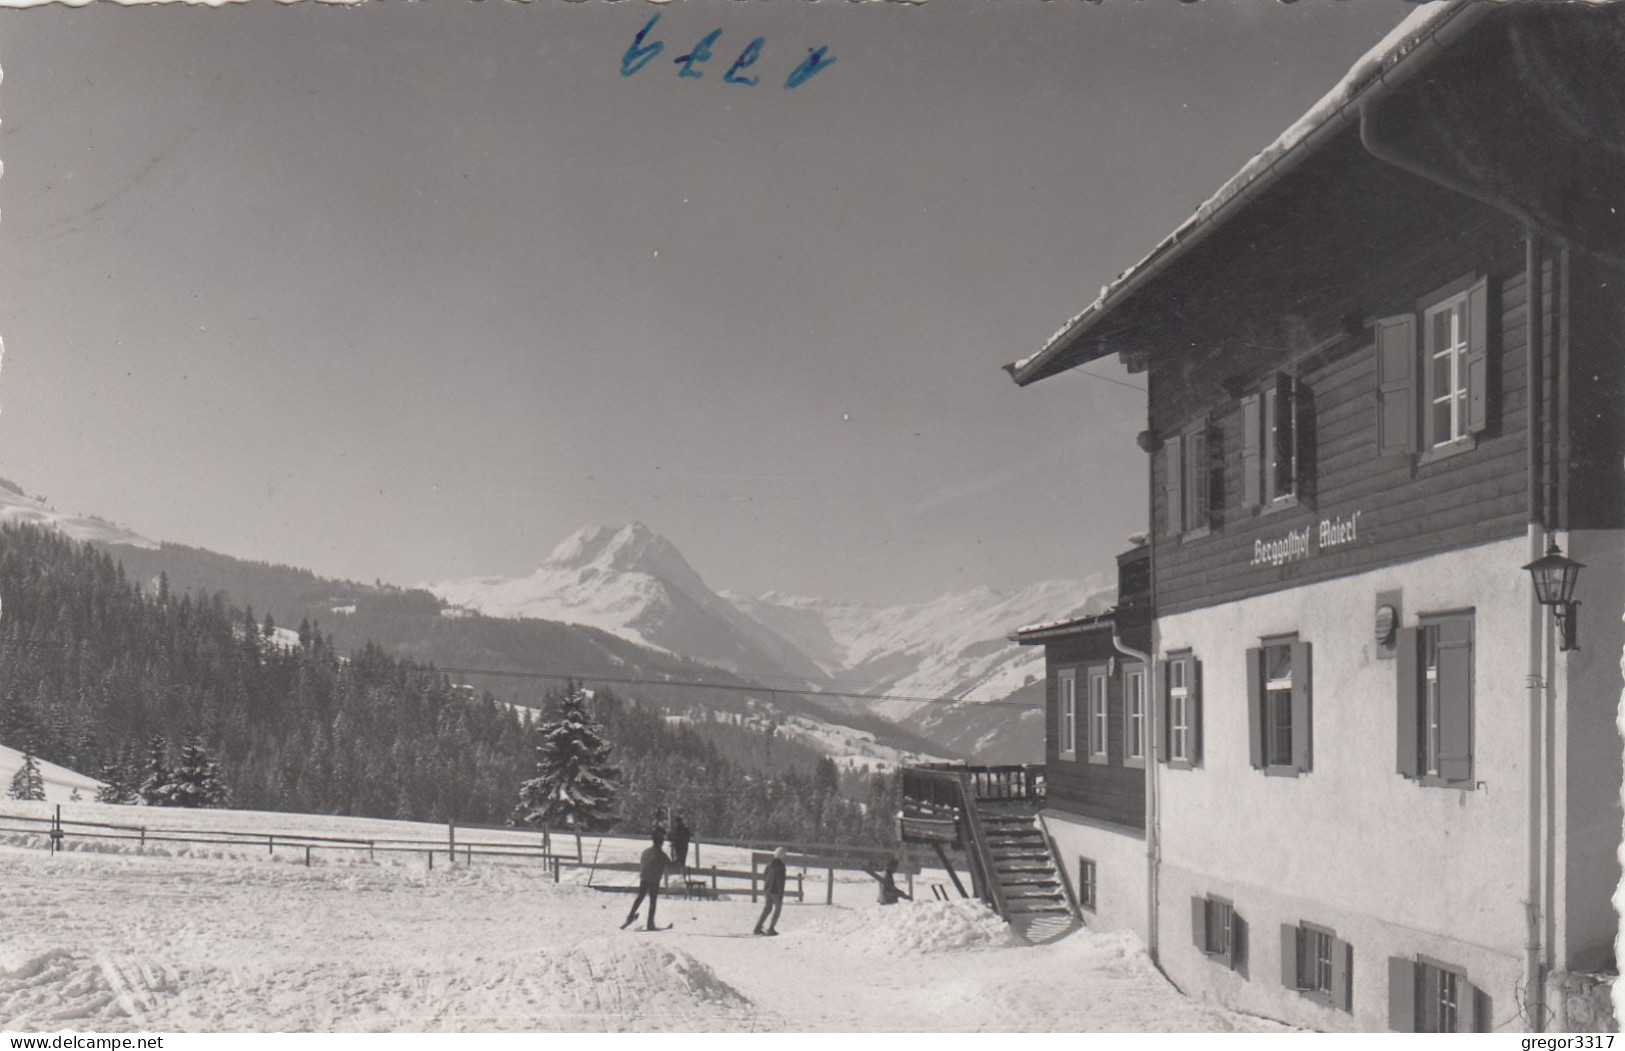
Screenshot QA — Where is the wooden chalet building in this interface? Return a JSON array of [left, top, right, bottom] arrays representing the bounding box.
[[1005, 2, 1623, 1034]]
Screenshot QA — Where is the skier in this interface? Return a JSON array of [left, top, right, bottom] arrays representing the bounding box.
[[754, 846, 788, 936], [621, 831, 670, 931], [864, 857, 914, 905], [669, 814, 692, 877]]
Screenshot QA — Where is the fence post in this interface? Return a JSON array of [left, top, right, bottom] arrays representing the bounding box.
[[304, 845, 312, 868], [694, 840, 701, 867], [466, 844, 472, 865], [907, 873, 914, 900], [827, 866, 834, 906], [368, 840, 375, 863], [796, 872, 804, 901], [139, 826, 146, 853], [751, 856, 759, 903], [269, 835, 275, 856], [448, 821, 456, 867], [711, 866, 717, 891], [427, 850, 434, 871], [553, 856, 561, 884], [50, 804, 61, 856]]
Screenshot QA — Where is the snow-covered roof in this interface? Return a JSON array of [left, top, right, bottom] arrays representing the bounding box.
[[1009, 607, 1117, 643], [1009, 0, 1491, 385]]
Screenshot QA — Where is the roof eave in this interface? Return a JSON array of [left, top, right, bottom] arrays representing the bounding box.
[[1004, 0, 1495, 389]]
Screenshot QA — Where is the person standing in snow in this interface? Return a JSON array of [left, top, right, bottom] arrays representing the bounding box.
[[621, 831, 670, 931], [864, 858, 913, 905], [669, 814, 692, 878], [754, 847, 788, 936]]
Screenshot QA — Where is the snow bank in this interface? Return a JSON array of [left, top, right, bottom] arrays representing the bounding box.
[[822, 899, 1016, 956]]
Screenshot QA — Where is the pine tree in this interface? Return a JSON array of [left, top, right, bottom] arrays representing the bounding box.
[[96, 757, 139, 804], [139, 735, 171, 805], [164, 738, 229, 808], [8, 753, 46, 801], [513, 684, 620, 833]]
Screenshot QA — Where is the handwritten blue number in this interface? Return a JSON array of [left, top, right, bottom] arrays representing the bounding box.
[[674, 29, 723, 80], [724, 37, 765, 86], [784, 46, 834, 90], [621, 15, 664, 77]]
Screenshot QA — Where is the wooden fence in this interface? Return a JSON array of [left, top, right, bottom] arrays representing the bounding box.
[[1, 805, 927, 907], [0, 806, 577, 875]]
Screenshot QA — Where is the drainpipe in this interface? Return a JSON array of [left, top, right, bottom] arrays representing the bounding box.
[[1360, 97, 1550, 1033], [1525, 229, 1548, 1031], [1113, 625, 1158, 964]]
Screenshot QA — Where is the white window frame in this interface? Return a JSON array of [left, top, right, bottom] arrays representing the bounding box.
[[1424, 291, 1471, 450], [1058, 669, 1078, 761], [1077, 857, 1097, 912], [1264, 643, 1294, 769], [1169, 658, 1190, 763], [1423, 624, 1442, 778], [1087, 667, 1110, 765], [1123, 664, 1146, 769]]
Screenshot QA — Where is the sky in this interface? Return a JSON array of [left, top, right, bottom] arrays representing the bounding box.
[[0, 0, 1420, 607]]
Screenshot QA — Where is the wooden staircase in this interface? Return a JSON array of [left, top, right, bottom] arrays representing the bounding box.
[[899, 764, 1081, 944]]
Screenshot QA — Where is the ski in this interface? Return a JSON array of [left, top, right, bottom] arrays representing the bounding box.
[[636, 923, 674, 932]]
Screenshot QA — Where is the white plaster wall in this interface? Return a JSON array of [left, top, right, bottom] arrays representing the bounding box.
[[1153, 535, 1540, 1030], [1043, 809, 1148, 942], [1556, 527, 1624, 972]]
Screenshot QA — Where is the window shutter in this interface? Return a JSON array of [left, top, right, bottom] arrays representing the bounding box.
[[1332, 939, 1353, 1012], [1228, 911, 1246, 972], [1290, 640, 1313, 773], [1191, 658, 1204, 766], [1437, 637, 1473, 783], [1466, 276, 1491, 435], [1456, 978, 1482, 1033], [1159, 659, 1171, 763], [1246, 647, 1264, 769], [1241, 394, 1262, 508], [1396, 627, 1422, 778], [1465, 982, 1490, 1033], [1280, 924, 1300, 990], [1274, 374, 1297, 499], [1375, 314, 1418, 456], [1190, 427, 1210, 529], [1388, 957, 1417, 1032], [1191, 896, 1208, 953], [1164, 436, 1183, 536]]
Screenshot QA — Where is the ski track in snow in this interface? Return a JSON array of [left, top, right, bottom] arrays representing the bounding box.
[[1, 842, 1284, 1032]]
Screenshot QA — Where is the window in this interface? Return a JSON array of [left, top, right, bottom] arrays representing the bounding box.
[[1077, 857, 1097, 912], [1247, 638, 1311, 775], [1282, 921, 1352, 1011], [1388, 955, 1490, 1032], [1161, 652, 1202, 768], [1241, 374, 1306, 510], [1058, 669, 1078, 761], [1425, 294, 1470, 448], [1087, 668, 1110, 765], [1191, 894, 1246, 972], [1164, 422, 1216, 537], [1123, 665, 1146, 769], [1375, 274, 1491, 459], [1397, 613, 1473, 785]]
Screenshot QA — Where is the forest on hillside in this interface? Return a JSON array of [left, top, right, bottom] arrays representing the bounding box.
[[0, 523, 900, 845]]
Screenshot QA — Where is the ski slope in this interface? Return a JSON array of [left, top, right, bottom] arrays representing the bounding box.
[[0, 803, 1285, 1033]]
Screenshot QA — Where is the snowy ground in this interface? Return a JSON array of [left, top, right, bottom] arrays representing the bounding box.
[[0, 746, 105, 804], [0, 804, 1285, 1032]]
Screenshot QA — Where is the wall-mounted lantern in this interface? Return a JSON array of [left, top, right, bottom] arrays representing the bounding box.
[[1523, 540, 1584, 651]]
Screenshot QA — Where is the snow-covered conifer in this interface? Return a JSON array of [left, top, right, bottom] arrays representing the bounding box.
[[8, 753, 46, 801], [513, 683, 619, 833], [139, 735, 171, 805], [164, 738, 230, 808]]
